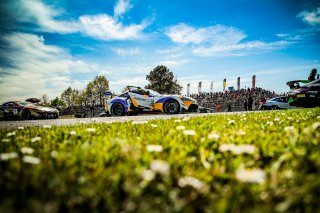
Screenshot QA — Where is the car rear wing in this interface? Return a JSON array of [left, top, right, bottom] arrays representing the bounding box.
[[286, 80, 310, 89]]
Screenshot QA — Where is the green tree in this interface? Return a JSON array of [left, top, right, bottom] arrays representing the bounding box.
[[61, 87, 74, 107], [91, 75, 109, 106], [41, 94, 49, 106], [145, 65, 182, 94], [50, 97, 65, 108]]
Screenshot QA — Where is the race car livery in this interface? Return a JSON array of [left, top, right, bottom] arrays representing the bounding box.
[[287, 79, 320, 108], [0, 101, 59, 120], [106, 86, 198, 116]]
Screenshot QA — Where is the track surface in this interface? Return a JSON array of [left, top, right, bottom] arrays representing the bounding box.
[[0, 112, 251, 129]]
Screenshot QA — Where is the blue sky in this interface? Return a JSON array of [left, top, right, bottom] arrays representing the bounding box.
[[0, 0, 319, 101]]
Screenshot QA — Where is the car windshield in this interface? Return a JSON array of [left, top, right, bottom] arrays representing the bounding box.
[[17, 101, 35, 107], [146, 89, 161, 96]]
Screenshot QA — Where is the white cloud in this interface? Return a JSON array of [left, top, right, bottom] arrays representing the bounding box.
[[79, 14, 144, 40], [17, 0, 79, 33], [166, 23, 246, 45], [112, 47, 141, 56], [298, 8, 320, 26], [192, 40, 290, 57], [114, 0, 132, 18], [9, 0, 146, 40], [0, 33, 103, 102], [165, 23, 291, 57]]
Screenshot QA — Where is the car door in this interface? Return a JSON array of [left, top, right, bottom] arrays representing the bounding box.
[[129, 90, 154, 108]]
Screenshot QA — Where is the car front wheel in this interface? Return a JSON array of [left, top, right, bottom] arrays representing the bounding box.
[[164, 99, 180, 114], [21, 110, 31, 120], [111, 103, 125, 116]]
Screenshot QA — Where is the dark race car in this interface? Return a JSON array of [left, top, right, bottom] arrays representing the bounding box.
[[0, 101, 59, 120], [287, 79, 320, 108]]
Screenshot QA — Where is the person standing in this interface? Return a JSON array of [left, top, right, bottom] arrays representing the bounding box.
[[244, 99, 248, 111], [227, 101, 232, 112], [308, 69, 319, 81], [252, 98, 256, 111], [248, 96, 253, 111], [90, 101, 95, 117], [216, 102, 220, 113]]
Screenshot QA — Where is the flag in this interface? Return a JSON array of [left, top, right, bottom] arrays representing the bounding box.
[[252, 75, 256, 91], [198, 81, 202, 96], [223, 79, 226, 91], [187, 83, 190, 96], [237, 77, 240, 91]]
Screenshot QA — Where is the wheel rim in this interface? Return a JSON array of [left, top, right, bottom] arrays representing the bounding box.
[[165, 101, 179, 114], [112, 104, 124, 116], [22, 110, 30, 120]]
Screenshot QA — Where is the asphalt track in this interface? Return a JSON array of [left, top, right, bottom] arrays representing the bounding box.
[[0, 112, 252, 130]]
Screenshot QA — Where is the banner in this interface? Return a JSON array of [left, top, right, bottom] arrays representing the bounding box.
[[198, 81, 202, 96], [187, 83, 190, 97], [223, 79, 226, 91], [237, 77, 240, 91], [252, 75, 256, 91], [210, 81, 213, 93]]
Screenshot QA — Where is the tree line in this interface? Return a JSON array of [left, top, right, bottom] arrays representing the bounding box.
[[45, 65, 182, 108]]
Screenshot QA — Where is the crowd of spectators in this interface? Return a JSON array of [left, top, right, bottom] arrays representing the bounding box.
[[190, 87, 284, 111]]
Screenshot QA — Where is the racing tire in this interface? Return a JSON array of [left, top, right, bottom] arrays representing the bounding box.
[[21, 110, 31, 120], [188, 104, 198, 112], [111, 103, 125, 116], [164, 99, 180, 114], [270, 105, 279, 110]]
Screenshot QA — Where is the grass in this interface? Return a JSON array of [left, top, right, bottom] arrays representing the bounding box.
[[0, 108, 320, 212]]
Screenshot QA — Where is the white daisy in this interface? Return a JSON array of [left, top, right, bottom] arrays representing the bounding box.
[[141, 169, 155, 181], [176, 126, 186, 130], [207, 133, 220, 140], [0, 152, 18, 161], [86, 128, 96, 132], [21, 147, 34, 154], [150, 160, 170, 176], [146, 145, 163, 152], [31, 137, 41, 143], [7, 132, 15, 137], [183, 130, 196, 136], [178, 176, 209, 193], [219, 144, 256, 155], [236, 168, 266, 184], [23, 156, 41, 165], [228, 120, 235, 125]]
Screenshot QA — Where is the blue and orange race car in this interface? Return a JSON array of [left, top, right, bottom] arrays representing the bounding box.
[[105, 86, 198, 116]]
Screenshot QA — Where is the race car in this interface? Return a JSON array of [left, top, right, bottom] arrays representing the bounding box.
[[259, 96, 292, 110], [0, 101, 59, 120], [106, 86, 198, 116], [287, 79, 320, 108]]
